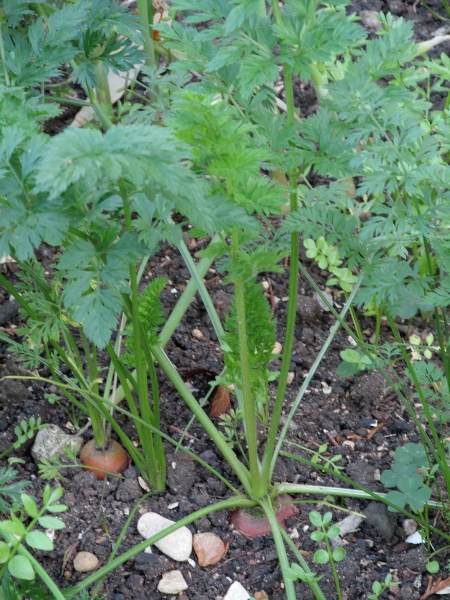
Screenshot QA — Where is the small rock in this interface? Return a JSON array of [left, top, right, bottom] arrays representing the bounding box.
[[386, 0, 405, 15], [73, 552, 99, 573], [137, 512, 192, 561], [224, 581, 251, 600], [360, 10, 381, 30], [313, 290, 333, 311], [272, 341, 282, 355], [337, 514, 364, 537], [192, 328, 203, 339], [363, 503, 396, 541], [296, 296, 321, 324], [193, 532, 226, 567], [157, 570, 188, 594], [403, 519, 418, 537], [31, 425, 83, 462]]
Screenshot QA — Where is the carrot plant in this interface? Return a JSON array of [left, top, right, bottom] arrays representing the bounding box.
[[4, 1, 450, 598]]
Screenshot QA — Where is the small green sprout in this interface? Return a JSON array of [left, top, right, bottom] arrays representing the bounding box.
[[304, 237, 357, 292], [409, 332, 439, 361]]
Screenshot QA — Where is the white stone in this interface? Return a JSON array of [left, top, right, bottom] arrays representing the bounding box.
[[31, 425, 83, 462], [157, 570, 188, 594], [337, 514, 364, 536], [223, 581, 251, 600], [137, 512, 192, 561]]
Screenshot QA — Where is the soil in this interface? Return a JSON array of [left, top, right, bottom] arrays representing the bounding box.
[[2, 1, 450, 599]]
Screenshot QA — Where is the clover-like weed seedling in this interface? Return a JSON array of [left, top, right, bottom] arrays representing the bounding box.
[[336, 348, 376, 378], [367, 573, 400, 599], [0, 485, 67, 581], [303, 237, 357, 293], [380, 443, 432, 512], [309, 511, 346, 600]]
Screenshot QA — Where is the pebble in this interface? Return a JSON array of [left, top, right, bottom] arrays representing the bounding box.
[[386, 0, 405, 15], [403, 519, 418, 537], [363, 503, 396, 541], [157, 570, 188, 594], [73, 552, 99, 573], [296, 295, 321, 324], [193, 532, 226, 567], [360, 10, 381, 30], [272, 341, 282, 355], [31, 424, 83, 462], [224, 581, 252, 600], [137, 512, 193, 561]]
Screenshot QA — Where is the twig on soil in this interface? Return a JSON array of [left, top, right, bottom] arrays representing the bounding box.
[[169, 424, 200, 442], [324, 430, 340, 447], [367, 421, 387, 441], [61, 541, 79, 577], [420, 576, 450, 600]]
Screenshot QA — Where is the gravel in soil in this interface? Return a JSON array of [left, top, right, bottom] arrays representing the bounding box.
[[2, 1, 450, 598]]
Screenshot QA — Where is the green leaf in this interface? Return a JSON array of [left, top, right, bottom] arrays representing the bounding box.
[[8, 555, 35, 580], [313, 549, 330, 564], [25, 531, 53, 551], [335, 361, 359, 378], [332, 547, 346, 562], [46, 504, 67, 514], [308, 511, 322, 528], [37, 516, 65, 531], [310, 531, 325, 542], [0, 541, 10, 564], [426, 561, 440, 574], [0, 520, 26, 538], [20, 495, 38, 519], [385, 490, 407, 512], [327, 524, 341, 539], [322, 512, 332, 526], [47, 487, 64, 506]]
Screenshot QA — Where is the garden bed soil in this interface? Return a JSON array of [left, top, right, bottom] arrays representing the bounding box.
[[1, 1, 450, 599]]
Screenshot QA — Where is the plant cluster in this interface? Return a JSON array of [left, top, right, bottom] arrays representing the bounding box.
[[2, 0, 450, 598]]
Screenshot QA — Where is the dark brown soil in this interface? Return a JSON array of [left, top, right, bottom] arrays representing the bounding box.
[[1, 2, 450, 599]]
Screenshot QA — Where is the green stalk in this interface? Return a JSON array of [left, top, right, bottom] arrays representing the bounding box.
[[136, 0, 156, 67], [149, 343, 252, 495], [268, 277, 362, 479], [322, 524, 342, 600], [176, 237, 224, 339], [273, 483, 448, 513], [64, 497, 255, 598], [261, 498, 296, 600], [281, 530, 327, 600], [114, 242, 216, 405], [79, 315, 106, 449], [346, 300, 364, 343], [94, 58, 113, 110], [0, 272, 38, 320], [232, 229, 262, 497], [263, 5, 299, 483], [121, 192, 162, 489], [87, 89, 114, 130], [139, 330, 166, 489], [374, 308, 382, 346]]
